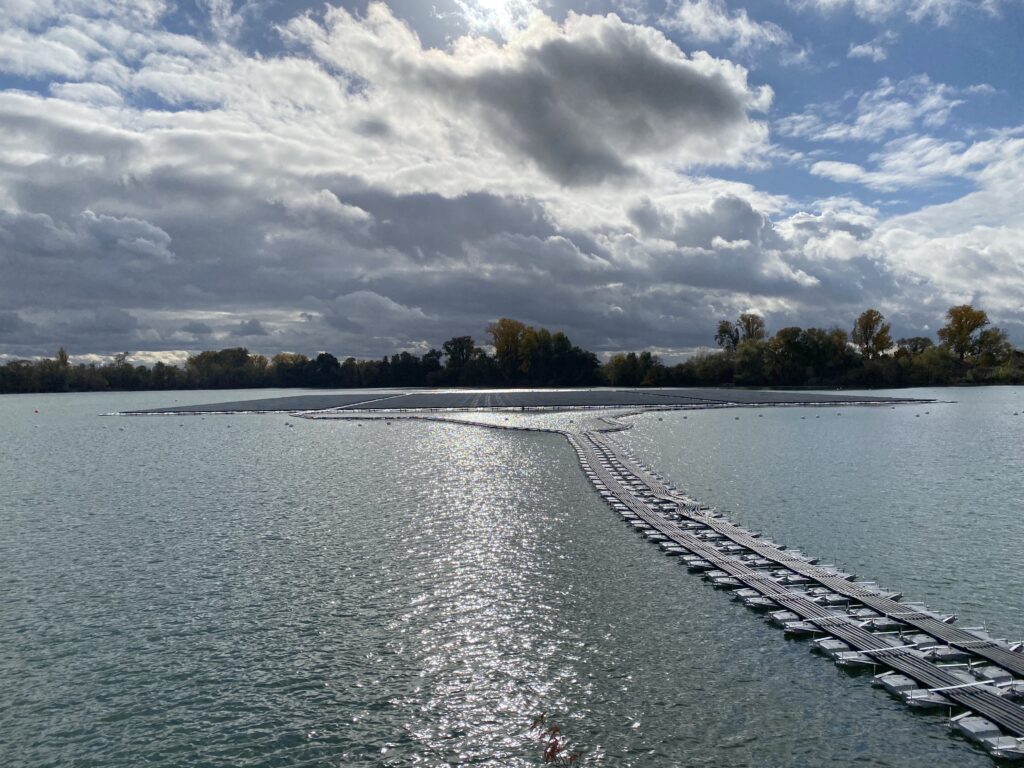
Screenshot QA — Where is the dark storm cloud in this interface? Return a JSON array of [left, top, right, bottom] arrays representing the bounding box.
[[180, 320, 213, 335], [0, 208, 175, 313], [1, 308, 147, 358], [424, 23, 756, 184], [337, 188, 558, 260], [365, 261, 752, 352], [787, 212, 873, 241], [629, 196, 820, 295], [78, 307, 141, 334], [232, 319, 269, 336], [630, 195, 775, 249], [0, 138, 909, 356], [0, 311, 43, 345]]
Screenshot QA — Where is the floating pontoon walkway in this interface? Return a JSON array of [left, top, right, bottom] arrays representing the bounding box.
[[568, 419, 1024, 760]]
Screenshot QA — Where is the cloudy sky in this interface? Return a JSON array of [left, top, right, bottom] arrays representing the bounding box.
[[1, 0, 1022, 363]]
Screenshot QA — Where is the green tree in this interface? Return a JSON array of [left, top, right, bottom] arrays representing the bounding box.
[[714, 320, 739, 351], [313, 352, 342, 386], [421, 349, 443, 384], [442, 336, 477, 381], [937, 304, 989, 360], [733, 339, 766, 385], [896, 336, 934, 357], [603, 352, 639, 386], [520, 326, 553, 383], [486, 318, 527, 383], [802, 327, 854, 383], [106, 352, 138, 390], [851, 309, 892, 360], [765, 327, 807, 385], [975, 327, 1012, 367], [678, 350, 734, 385], [461, 348, 499, 385], [737, 313, 766, 341], [269, 352, 309, 388], [149, 361, 182, 390], [908, 344, 955, 385]]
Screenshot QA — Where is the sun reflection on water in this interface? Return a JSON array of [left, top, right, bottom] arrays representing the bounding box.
[[383, 423, 576, 764]]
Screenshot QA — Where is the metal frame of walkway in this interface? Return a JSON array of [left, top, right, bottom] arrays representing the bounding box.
[[575, 427, 1024, 740]]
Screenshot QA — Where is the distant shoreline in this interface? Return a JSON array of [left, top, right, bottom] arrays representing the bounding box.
[[0, 381, 1015, 397]]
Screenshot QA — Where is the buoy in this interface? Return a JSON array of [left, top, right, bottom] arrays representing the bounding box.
[[33, 408, 39, 414]]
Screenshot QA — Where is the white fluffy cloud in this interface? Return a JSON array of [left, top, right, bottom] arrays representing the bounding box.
[[777, 75, 980, 143], [847, 31, 897, 62], [450, 0, 543, 36], [809, 131, 1023, 190], [660, 0, 793, 51], [792, 0, 1003, 24]]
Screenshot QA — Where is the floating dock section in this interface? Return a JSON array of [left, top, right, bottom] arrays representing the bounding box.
[[567, 416, 1024, 761]]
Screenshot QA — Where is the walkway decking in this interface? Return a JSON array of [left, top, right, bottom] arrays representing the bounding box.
[[569, 418, 1024, 759]]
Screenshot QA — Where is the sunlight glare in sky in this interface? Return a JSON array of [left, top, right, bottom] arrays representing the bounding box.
[[455, 0, 539, 34]]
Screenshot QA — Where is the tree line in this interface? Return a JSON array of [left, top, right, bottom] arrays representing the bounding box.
[[657, 303, 1021, 388], [0, 319, 602, 393], [1, 306, 1021, 394]]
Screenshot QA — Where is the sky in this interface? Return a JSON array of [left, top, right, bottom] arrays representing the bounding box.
[[0, 0, 1022, 364]]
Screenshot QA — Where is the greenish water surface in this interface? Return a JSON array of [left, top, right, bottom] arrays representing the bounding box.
[[1, 387, 1021, 767]]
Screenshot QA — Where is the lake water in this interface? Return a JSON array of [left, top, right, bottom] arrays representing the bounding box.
[[1, 387, 1022, 767]]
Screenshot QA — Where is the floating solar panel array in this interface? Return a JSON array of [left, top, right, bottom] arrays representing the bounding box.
[[124, 388, 919, 415]]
